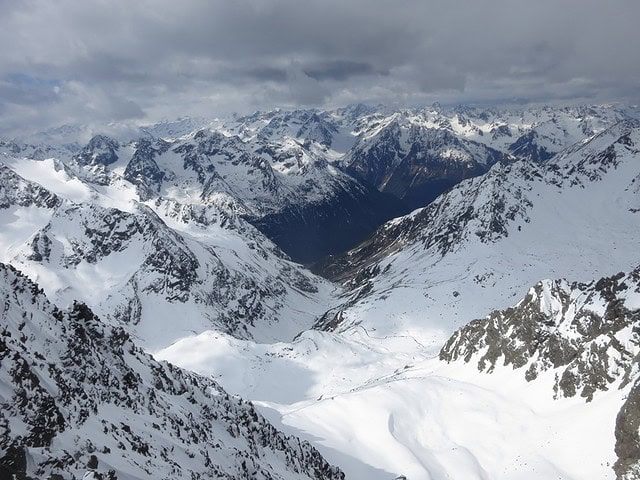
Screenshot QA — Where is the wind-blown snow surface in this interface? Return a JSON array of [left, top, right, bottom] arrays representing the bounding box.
[[158, 265, 640, 480], [156, 320, 627, 479]]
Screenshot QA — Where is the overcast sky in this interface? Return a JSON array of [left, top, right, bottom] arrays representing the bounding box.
[[1, 0, 639, 136]]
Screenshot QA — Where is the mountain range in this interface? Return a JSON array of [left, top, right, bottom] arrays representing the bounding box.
[[1, 103, 639, 479]]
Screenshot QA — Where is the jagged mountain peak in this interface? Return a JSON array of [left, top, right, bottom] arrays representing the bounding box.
[[51, 114, 408, 262], [73, 134, 120, 167]]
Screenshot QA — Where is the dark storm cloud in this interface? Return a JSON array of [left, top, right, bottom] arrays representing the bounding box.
[[303, 61, 383, 82], [244, 67, 289, 83], [0, 0, 639, 135]]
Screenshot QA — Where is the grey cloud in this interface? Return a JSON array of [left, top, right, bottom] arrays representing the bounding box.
[[303, 61, 383, 81], [244, 66, 289, 83], [0, 75, 60, 106], [0, 0, 639, 135]]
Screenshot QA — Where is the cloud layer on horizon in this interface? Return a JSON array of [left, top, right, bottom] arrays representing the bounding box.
[[1, 0, 639, 135]]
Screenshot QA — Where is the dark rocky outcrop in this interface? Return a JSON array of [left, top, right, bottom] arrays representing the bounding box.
[[73, 135, 120, 167], [615, 378, 640, 479], [440, 269, 640, 401]]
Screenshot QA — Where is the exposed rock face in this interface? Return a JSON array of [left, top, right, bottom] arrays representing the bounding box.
[[0, 263, 344, 480], [343, 120, 509, 210], [0, 164, 60, 209], [508, 130, 554, 162], [123, 138, 170, 199], [73, 135, 120, 167], [615, 378, 640, 479], [440, 268, 640, 401], [20, 200, 326, 340]]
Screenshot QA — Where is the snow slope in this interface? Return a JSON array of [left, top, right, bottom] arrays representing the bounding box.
[[0, 263, 344, 480], [159, 265, 640, 480]]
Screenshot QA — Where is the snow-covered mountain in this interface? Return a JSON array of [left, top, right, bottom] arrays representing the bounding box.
[[441, 265, 640, 478], [318, 119, 640, 343], [339, 104, 628, 209], [0, 157, 337, 348], [2, 104, 639, 479], [0, 263, 343, 480]]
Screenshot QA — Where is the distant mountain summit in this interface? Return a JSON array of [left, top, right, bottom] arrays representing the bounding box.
[[316, 118, 640, 339]]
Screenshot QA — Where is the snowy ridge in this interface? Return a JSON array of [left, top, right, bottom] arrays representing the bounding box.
[[0, 263, 344, 480], [323, 115, 639, 279], [440, 267, 640, 401], [0, 161, 337, 348], [139, 117, 222, 141], [233, 109, 340, 148]]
